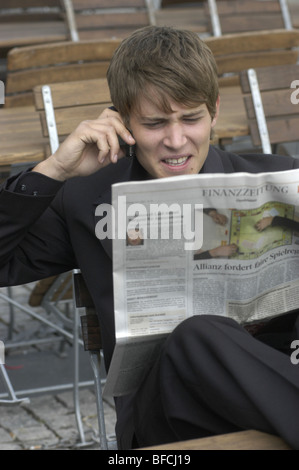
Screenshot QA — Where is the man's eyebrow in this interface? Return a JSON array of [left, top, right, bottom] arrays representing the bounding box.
[[182, 109, 206, 117], [140, 109, 206, 121]]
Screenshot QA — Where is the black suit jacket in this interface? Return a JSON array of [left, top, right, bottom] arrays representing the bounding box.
[[1, 145, 299, 448]]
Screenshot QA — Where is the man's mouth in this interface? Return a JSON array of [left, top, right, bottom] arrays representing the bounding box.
[[162, 155, 191, 166]]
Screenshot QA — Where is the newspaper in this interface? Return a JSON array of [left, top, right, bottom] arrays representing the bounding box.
[[103, 168, 299, 397]]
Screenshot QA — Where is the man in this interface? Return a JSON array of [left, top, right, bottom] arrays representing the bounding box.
[[1, 26, 299, 449]]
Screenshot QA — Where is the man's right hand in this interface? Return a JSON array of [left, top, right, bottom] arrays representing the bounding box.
[[33, 108, 135, 181]]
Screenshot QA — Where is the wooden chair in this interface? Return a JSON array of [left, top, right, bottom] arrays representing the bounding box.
[[155, 0, 292, 37], [63, 0, 155, 41], [239, 63, 299, 155], [0, 0, 69, 59], [205, 29, 299, 146], [154, 0, 210, 37], [33, 78, 112, 154], [205, 28, 299, 83], [4, 38, 120, 107], [206, 0, 292, 36]]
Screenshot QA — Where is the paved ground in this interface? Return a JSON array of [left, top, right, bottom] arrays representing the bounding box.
[[0, 283, 117, 450]]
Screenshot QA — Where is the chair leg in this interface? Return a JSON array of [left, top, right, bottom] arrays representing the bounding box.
[[89, 351, 109, 450], [0, 364, 30, 405], [72, 303, 87, 446], [6, 286, 15, 341]]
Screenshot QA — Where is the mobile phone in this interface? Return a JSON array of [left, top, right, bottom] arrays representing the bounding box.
[[118, 136, 136, 158]]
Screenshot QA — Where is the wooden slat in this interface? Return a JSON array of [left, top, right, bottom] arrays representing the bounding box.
[[155, 6, 208, 33], [140, 430, 291, 450], [34, 78, 110, 110], [240, 63, 299, 93], [216, 0, 282, 15], [0, 0, 62, 8], [249, 117, 299, 147], [77, 29, 144, 40], [0, 23, 67, 49], [0, 14, 64, 23], [205, 29, 299, 76], [220, 15, 284, 34], [215, 50, 298, 75], [7, 39, 121, 70], [6, 62, 111, 94], [0, 105, 47, 166], [72, 0, 147, 8], [244, 89, 298, 120], [75, 12, 149, 29], [205, 29, 299, 57]]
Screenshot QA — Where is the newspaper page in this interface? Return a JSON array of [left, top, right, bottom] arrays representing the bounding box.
[[103, 168, 299, 397]]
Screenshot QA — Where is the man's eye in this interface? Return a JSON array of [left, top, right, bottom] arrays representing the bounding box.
[[184, 117, 201, 123], [144, 121, 164, 128]]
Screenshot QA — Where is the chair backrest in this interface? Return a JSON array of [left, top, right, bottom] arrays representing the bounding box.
[[33, 78, 112, 152], [0, 0, 68, 57], [205, 29, 299, 84], [239, 63, 299, 153], [5, 38, 120, 107], [155, 0, 291, 37], [206, 0, 292, 36], [154, 1, 209, 37], [64, 0, 154, 41]]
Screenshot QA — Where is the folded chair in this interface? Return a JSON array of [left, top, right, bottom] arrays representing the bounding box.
[[239, 63, 299, 155]]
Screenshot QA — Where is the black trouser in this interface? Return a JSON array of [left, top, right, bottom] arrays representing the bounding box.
[[133, 313, 299, 449]]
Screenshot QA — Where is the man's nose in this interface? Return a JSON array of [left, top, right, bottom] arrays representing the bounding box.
[[163, 124, 187, 148]]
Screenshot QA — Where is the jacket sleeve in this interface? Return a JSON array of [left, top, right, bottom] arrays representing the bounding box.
[[0, 171, 77, 286]]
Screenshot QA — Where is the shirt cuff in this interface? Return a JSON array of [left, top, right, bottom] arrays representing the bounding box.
[[4, 170, 64, 196]]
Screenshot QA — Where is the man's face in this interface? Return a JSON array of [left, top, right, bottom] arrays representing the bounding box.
[[129, 95, 219, 179]]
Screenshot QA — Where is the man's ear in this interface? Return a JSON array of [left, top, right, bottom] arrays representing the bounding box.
[[211, 95, 220, 127]]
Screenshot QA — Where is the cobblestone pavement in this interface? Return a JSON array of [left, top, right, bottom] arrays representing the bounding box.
[[0, 283, 117, 450]]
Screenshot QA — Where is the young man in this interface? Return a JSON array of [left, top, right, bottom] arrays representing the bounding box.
[[1, 26, 299, 449]]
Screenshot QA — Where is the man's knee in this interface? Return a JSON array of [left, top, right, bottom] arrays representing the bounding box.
[[171, 314, 239, 342]]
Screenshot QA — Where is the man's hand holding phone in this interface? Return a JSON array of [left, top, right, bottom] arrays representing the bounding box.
[[33, 108, 135, 182]]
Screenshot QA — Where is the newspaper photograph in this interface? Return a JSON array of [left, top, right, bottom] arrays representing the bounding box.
[[103, 168, 299, 396]]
